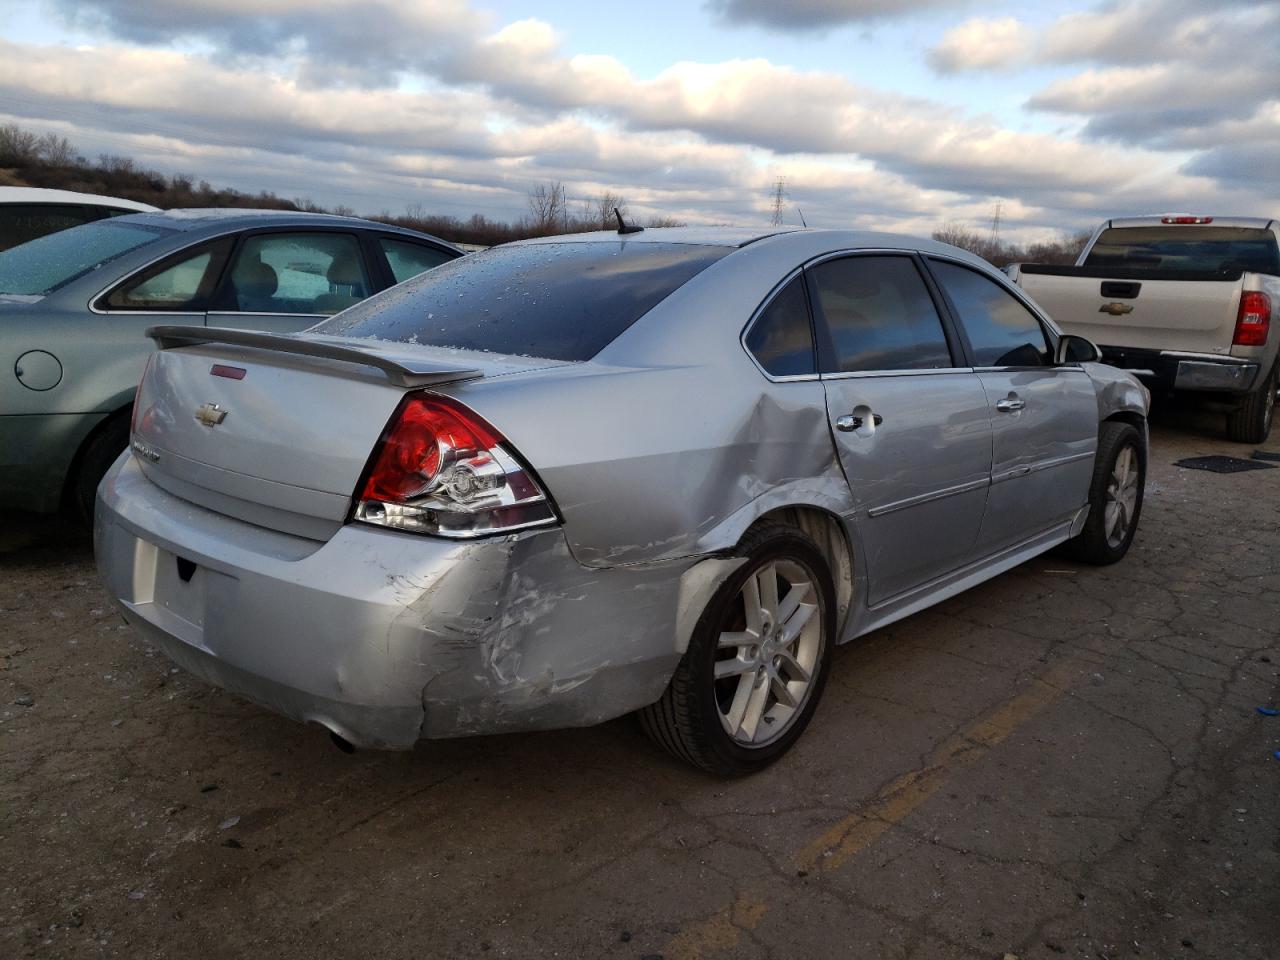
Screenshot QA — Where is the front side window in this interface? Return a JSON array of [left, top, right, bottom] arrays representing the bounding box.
[[224, 232, 370, 314], [312, 241, 731, 362], [380, 237, 457, 284], [930, 260, 1050, 367], [0, 219, 170, 296], [744, 275, 815, 376], [105, 239, 231, 310], [809, 255, 953, 373]]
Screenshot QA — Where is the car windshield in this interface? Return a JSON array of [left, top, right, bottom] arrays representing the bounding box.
[[0, 219, 173, 296], [1084, 227, 1280, 276], [311, 241, 731, 361]]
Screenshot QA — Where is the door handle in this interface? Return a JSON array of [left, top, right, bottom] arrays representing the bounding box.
[[995, 396, 1025, 413], [835, 413, 883, 432]]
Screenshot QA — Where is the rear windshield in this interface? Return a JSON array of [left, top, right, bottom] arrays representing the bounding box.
[[0, 219, 172, 295], [1084, 226, 1280, 276], [311, 241, 731, 361]]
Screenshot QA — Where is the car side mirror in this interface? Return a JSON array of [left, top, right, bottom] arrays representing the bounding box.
[[1055, 334, 1101, 365]]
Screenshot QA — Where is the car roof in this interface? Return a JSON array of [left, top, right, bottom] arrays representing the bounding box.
[[0, 186, 158, 212], [508, 225, 994, 269], [111, 208, 462, 249]]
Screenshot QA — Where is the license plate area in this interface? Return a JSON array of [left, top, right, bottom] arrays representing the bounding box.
[[154, 549, 207, 630]]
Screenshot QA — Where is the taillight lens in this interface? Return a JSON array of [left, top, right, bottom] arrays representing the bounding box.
[[353, 393, 557, 538], [1233, 291, 1271, 347], [130, 352, 157, 436]]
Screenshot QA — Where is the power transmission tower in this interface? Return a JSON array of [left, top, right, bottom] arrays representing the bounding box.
[[987, 201, 1003, 252], [769, 178, 787, 226]]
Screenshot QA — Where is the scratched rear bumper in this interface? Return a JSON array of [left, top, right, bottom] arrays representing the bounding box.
[[1098, 345, 1258, 395], [94, 452, 689, 748]]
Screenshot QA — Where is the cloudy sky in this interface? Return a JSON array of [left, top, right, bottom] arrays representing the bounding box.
[[1, 0, 1277, 242]]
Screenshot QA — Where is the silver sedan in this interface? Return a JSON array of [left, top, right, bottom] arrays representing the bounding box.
[[94, 227, 1149, 775]]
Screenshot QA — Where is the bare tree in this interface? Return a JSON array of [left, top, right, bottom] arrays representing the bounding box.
[[0, 124, 40, 165], [593, 190, 627, 229], [527, 180, 567, 234], [647, 215, 687, 228], [36, 132, 77, 166]]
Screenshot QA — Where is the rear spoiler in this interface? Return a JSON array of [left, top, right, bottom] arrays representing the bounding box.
[[147, 326, 482, 388]]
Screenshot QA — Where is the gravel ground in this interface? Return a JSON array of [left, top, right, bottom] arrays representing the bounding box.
[[2, 409, 1278, 960]]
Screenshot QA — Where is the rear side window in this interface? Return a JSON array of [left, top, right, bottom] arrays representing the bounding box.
[[0, 219, 170, 296], [104, 239, 232, 311], [809, 255, 953, 373], [380, 237, 457, 284], [313, 242, 731, 361], [930, 260, 1050, 367], [745, 275, 815, 376], [1084, 226, 1280, 276]]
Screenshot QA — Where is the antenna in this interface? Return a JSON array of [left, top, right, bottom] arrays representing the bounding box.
[[614, 207, 644, 234], [796, 206, 807, 228]]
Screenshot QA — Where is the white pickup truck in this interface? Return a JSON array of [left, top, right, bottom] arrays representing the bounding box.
[[1008, 216, 1280, 442]]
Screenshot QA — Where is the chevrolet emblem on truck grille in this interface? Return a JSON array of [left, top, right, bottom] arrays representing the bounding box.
[[195, 402, 228, 427]]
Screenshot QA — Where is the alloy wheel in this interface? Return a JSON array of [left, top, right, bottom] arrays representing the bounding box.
[[1104, 443, 1140, 549]]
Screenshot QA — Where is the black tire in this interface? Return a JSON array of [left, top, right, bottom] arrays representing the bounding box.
[[1226, 362, 1277, 444], [72, 414, 130, 524], [640, 523, 836, 777], [1063, 421, 1145, 565]]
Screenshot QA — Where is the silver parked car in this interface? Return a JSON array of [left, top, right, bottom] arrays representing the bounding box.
[[95, 227, 1149, 775]]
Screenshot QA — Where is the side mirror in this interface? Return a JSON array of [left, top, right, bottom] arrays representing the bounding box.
[[1055, 334, 1101, 365]]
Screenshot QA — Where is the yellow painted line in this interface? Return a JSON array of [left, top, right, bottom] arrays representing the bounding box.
[[795, 658, 1086, 872], [666, 890, 768, 960]]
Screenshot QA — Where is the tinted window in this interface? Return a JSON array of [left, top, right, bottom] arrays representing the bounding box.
[[931, 260, 1050, 367], [105, 239, 231, 311], [312, 242, 731, 362], [810, 255, 952, 372], [380, 237, 457, 284], [0, 219, 170, 296], [745, 276, 814, 376], [1084, 226, 1280, 276], [0, 204, 103, 252], [224, 233, 370, 315]]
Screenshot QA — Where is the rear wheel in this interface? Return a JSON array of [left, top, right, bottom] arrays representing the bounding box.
[[640, 523, 835, 776], [1064, 421, 1145, 565], [72, 414, 130, 524], [1226, 362, 1277, 444]]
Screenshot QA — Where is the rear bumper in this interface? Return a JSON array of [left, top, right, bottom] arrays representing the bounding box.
[[94, 453, 689, 749], [1098, 346, 1259, 394]]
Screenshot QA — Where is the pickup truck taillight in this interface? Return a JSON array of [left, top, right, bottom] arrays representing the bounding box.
[[1232, 291, 1272, 347]]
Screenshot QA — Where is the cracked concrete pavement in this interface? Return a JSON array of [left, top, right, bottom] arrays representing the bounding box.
[[2, 409, 1278, 959]]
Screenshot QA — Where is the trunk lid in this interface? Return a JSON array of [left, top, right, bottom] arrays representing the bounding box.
[[133, 327, 562, 539]]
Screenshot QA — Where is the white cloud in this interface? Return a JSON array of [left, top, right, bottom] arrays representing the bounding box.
[[705, 0, 969, 30], [927, 17, 1035, 73]]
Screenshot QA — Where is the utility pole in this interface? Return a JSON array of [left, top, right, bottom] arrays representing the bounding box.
[[769, 178, 787, 226]]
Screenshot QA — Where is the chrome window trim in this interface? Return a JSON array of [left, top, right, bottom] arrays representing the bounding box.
[[89, 225, 253, 316], [820, 367, 974, 381]]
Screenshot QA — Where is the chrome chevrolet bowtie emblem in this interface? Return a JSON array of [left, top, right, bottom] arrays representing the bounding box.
[[195, 402, 228, 427]]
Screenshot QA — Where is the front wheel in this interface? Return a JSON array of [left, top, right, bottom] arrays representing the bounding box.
[[640, 523, 836, 776], [1226, 362, 1277, 444], [1063, 421, 1146, 565]]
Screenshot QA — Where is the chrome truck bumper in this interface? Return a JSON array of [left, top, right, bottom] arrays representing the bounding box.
[[1098, 346, 1259, 394], [94, 453, 691, 749]]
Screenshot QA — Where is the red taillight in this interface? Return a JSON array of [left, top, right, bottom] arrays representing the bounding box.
[[361, 395, 500, 502], [1161, 215, 1213, 224], [1233, 291, 1271, 347], [130, 353, 157, 435], [354, 393, 556, 537]]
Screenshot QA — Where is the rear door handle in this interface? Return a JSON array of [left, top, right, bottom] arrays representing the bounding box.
[[835, 413, 883, 432], [995, 396, 1025, 413]]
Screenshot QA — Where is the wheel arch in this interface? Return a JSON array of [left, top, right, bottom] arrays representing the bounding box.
[[61, 402, 132, 510]]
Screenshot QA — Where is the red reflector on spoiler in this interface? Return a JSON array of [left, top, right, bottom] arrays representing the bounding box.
[[211, 364, 246, 380]]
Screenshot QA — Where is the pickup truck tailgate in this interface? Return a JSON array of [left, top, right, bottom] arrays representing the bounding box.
[[1019, 271, 1242, 355]]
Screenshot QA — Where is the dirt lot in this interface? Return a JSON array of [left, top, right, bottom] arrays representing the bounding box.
[[3, 410, 1279, 960]]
